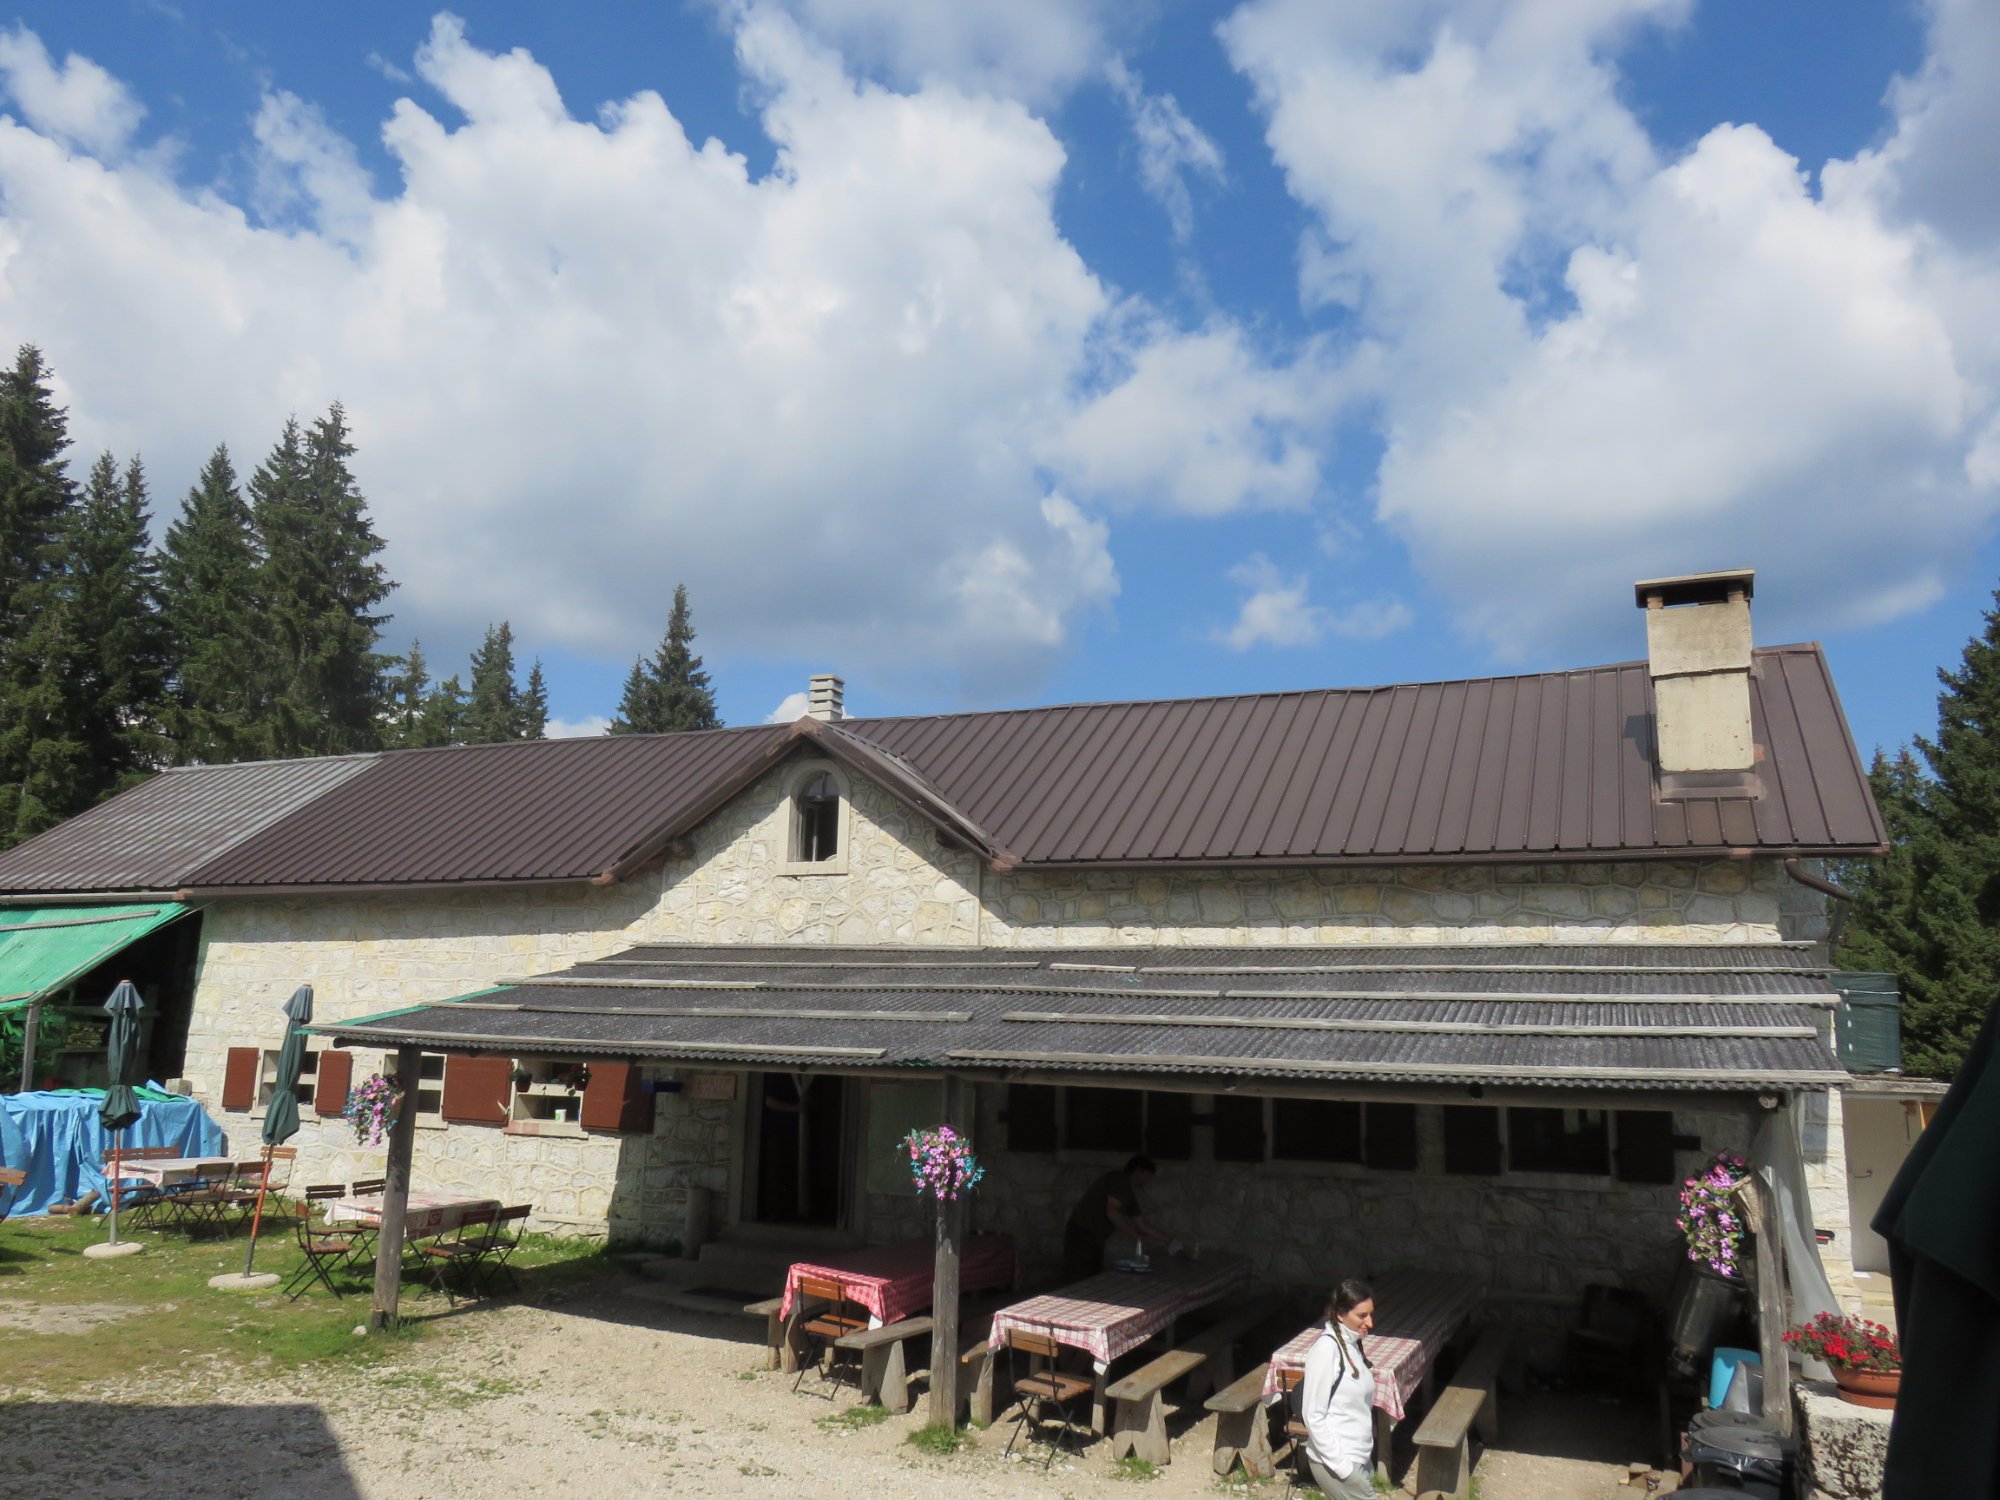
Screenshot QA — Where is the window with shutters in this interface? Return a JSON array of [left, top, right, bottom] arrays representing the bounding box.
[[1506, 1107, 1611, 1176], [257, 1047, 318, 1109], [508, 1056, 596, 1132]]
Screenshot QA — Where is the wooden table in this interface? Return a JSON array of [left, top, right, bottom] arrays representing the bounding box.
[[780, 1232, 1021, 1326], [116, 1155, 233, 1190], [327, 1190, 499, 1241], [1260, 1268, 1487, 1482], [988, 1252, 1252, 1431]]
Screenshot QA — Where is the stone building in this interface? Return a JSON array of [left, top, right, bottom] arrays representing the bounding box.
[[0, 570, 1885, 1343]]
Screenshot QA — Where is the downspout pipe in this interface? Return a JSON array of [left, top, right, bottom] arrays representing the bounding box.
[[1785, 857, 1855, 951]]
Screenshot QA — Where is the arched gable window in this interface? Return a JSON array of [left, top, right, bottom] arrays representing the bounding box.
[[791, 768, 844, 865]]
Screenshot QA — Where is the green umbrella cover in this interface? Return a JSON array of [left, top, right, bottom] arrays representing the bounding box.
[[99, 980, 144, 1249], [242, 985, 313, 1277]]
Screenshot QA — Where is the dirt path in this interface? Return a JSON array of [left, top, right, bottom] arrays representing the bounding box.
[[0, 1277, 1653, 1500]]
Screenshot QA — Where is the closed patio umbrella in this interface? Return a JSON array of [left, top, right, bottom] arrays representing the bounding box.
[[240, 984, 313, 1279], [91, 980, 144, 1258], [1874, 992, 2000, 1497]]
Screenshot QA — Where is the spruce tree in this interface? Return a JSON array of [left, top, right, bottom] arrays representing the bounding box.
[[464, 622, 520, 744], [1839, 590, 2000, 1077], [0, 347, 78, 846], [609, 584, 720, 733], [382, 641, 434, 748], [247, 405, 394, 757], [159, 444, 260, 764], [413, 673, 467, 747], [521, 661, 549, 740]]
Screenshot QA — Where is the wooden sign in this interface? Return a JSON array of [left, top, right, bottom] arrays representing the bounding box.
[[685, 1072, 737, 1101]]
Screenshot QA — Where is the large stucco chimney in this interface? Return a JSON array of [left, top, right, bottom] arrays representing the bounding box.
[[807, 673, 845, 722], [1635, 569, 1756, 782]]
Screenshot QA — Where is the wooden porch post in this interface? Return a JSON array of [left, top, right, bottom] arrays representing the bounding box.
[[17, 999, 40, 1090], [928, 1072, 967, 1427], [369, 1045, 422, 1333], [1744, 1168, 1792, 1437]]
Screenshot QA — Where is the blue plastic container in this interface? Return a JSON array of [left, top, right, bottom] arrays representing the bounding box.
[[1709, 1347, 1761, 1409]]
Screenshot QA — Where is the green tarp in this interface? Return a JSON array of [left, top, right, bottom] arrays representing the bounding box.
[[0, 903, 192, 1014]]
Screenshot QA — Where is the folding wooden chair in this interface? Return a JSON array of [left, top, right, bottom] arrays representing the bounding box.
[[343, 1177, 388, 1260], [476, 1205, 532, 1296], [790, 1275, 868, 1397], [1276, 1366, 1315, 1497], [105, 1146, 177, 1230], [1003, 1326, 1094, 1470], [417, 1207, 499, 1306], [283, 1186, 363, 1300]]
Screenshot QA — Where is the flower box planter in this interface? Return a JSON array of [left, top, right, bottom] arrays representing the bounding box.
[[1830, 1365, 1900, 1410]]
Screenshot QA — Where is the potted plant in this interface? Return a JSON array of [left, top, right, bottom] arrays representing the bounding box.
[[1784, 1312, 1902, 1408], [1676, 1151, 1750, 1280]]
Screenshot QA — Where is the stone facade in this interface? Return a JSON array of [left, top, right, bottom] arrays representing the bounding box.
[[180, 758, 1852, 1313]]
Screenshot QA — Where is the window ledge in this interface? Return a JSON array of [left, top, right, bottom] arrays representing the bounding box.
[[505, 1119, 585, 1139], [778, 859, 850, 877]]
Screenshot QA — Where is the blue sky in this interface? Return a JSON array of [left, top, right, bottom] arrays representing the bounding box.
[[0, 1, 1994, 761]]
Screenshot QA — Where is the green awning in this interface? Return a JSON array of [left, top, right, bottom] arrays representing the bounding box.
[[0, 902, 193, 1014]]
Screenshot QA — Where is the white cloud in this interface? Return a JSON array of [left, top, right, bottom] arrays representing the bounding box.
[[545, 715, 610, 738], [0, 25, 144, 158], [0, 11, 1319, 699], [749, 0, 1122, 103], [765, 691, 809, 723], [1222, 0, 2000, 658], [1215, 555, 1411, 649], [1104, 57, 1224, 242]]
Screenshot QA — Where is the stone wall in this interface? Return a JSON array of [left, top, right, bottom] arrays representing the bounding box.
[[980, 858, 1784, 947]]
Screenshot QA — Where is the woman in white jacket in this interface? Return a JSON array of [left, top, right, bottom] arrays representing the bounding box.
[[1299, 1278, 1377, 1499]]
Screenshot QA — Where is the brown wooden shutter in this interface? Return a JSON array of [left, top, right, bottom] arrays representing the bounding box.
[[580, 1061, 655, 1134], [221, 1046, 258, 1111], [314, 1048, 354, 1117], [440, 1054, 513, 1125]]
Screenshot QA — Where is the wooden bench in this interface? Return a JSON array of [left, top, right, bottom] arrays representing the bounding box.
[[744, 1296, 787, 1371], [1105, 1348, 1206, 1466], [1179, 1293, 1289, 1403], [1205, 1361, 1275, 1478], [1412, 1324, 1510, 1500], [836, 1316, 934, 1414]]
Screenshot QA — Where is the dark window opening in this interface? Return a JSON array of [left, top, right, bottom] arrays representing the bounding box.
[[1211, 1095, 1265, 1163], [1443, 1105, 1502, 1176], [1142, 1091, 1194, 1161], [1364, 1103, 1420, 1171], [1063, 1087, 1143, 1154], [794, 772, 841, 862], [1006, 1085, 1058, 1153], [1613, 1110, 1678, 1184], [1507, 1107, 1611, 1175], [415, 1053, 446, 1117], [1271, 1098, 1363, 1163]]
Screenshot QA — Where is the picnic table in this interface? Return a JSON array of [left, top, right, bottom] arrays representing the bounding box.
[[116, 1155, 234, 1190], [989, 1252, 1252, 1431], [779, 1231, 1022, 1326], [1260, 1268, 1486, 1482], [327, 1190, 500, 1241]]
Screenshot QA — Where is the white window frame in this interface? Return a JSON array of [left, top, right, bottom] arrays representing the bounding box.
[[780, 762, 852, 875]]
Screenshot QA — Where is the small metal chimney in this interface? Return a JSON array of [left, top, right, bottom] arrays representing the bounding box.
[[807, 674, 845, 722], [1635, 569, 1756, 784]]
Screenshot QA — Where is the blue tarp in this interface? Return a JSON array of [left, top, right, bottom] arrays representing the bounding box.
[[0, 1086, 226, 1217]]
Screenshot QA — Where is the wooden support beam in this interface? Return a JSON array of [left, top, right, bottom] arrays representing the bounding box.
[[1743, 1171, 1793, 1438], [928, 1073, 967, 1428], [369, 1044, 421, 1333]]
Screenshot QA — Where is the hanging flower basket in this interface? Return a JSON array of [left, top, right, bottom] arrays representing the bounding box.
[[343, 1074, 403, 1148], [1676, 1151, 1749, 1279], [902, 1125, 985, 1201]]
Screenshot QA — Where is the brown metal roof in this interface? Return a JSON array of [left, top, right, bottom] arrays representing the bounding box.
[[0, 754, 378, 894], [0, 642, 1884, 896], [837, 644, 1884, 866], [181, 725, 791, 891]]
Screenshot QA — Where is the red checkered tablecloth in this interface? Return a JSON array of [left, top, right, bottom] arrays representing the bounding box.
[[988, 1252, 1252, 1369], [327, 1191, 499, 1241], [780, 1233, 1022, 1325], [1260, 1269, 1486, 1420], [118, 1156, 234, 1189]]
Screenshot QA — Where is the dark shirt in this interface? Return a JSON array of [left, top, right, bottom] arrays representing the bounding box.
[[1068, 1168, 1141, 1242]]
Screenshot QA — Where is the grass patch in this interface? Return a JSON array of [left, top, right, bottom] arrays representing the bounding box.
[[1111, 1456, 1159, 1481], [0, 1210, 610, 1399], [905, 1421, 971, 1456], [816, 1404, 892, 1433]]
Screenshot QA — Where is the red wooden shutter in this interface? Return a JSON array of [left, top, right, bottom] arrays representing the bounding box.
[[440, 1054, 513, 1125], [580, 1061, 654, 1134], [314, 1048, 354, 1117], [221, 1046, 258, 1111]]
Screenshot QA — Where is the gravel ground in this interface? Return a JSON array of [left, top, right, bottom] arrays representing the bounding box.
[[0, 1275, 1661, 1500]]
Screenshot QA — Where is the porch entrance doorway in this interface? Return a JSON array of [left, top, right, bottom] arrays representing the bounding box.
[[749, 1072, 847, 1227]]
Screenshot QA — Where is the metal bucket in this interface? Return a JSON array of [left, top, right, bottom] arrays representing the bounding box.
[[1666, 1259, 1746, 1377]]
